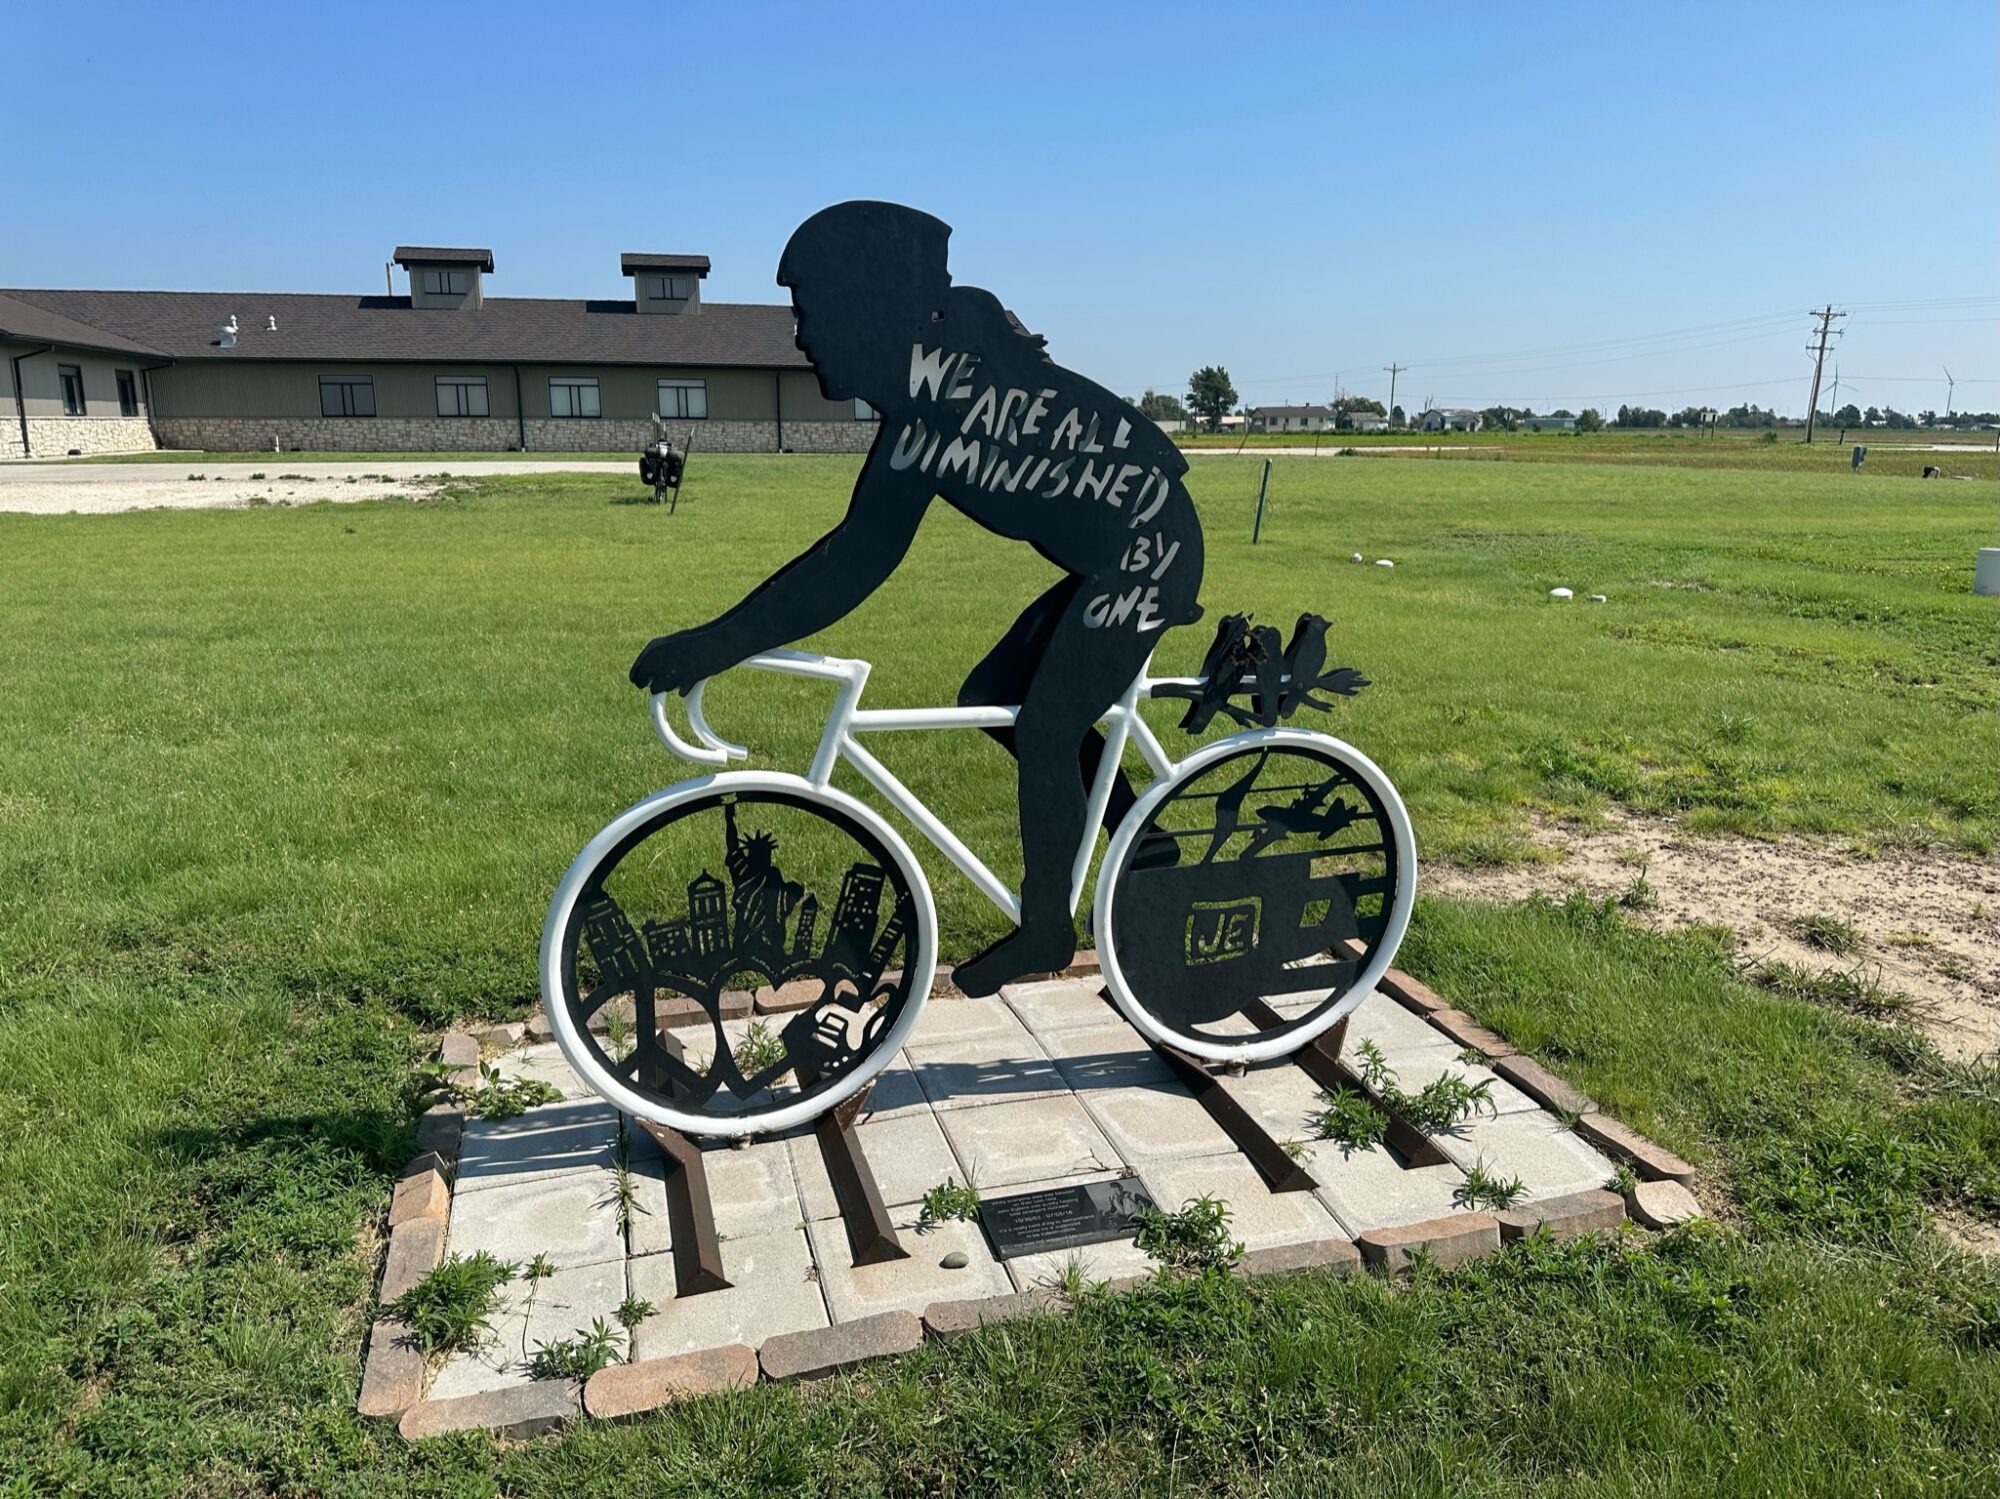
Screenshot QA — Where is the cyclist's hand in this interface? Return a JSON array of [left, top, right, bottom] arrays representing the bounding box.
[[629, 631, 720, 695]]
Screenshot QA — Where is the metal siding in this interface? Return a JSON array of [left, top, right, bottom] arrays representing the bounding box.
[[4, 345, 146, 418]]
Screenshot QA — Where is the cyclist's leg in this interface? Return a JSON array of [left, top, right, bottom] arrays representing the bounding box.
[[953, 580, 1161, 996], [957, 577, 1142, 832]]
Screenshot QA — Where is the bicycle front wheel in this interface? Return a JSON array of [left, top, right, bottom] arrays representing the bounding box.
[[540, 771, 937, 1137], [1097, 730, 1415, 1063]]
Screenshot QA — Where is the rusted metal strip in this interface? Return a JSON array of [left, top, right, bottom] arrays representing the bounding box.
[[634, 1118, 733, 1297], [796, 1066, 907, 1267], [1152, 1043, 1318, 1194]]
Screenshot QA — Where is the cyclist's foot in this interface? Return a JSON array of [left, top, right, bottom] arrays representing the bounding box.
[[953, 928, 1078, 997], [1128, 826, 1183, 871]]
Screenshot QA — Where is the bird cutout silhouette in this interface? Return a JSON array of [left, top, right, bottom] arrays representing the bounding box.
[[1241, 773, 1362, 857], [1156, 612, 1369, 732]]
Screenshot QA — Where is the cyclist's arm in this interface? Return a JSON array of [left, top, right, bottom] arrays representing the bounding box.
[[630, 450, 931, 692]]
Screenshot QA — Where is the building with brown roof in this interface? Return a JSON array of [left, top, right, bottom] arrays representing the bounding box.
[[1, 245, 877, 457]]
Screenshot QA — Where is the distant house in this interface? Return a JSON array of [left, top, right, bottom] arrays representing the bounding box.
[[1340, 410, 1390, 432], [1519, 414, 1576, 432], [1248, 403, 1334, 433], [1418, 407, 1483, 432]]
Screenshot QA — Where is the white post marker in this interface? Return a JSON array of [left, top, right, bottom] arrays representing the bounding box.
[[1976, 548, 2000, 598]]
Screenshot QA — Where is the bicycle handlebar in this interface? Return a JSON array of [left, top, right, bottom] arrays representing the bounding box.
[[649, 688, 739, 767], [649, 650, 869, 767]]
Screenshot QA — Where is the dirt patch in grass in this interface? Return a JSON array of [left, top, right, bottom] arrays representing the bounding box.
[[1428, 809, 1998, 1060]]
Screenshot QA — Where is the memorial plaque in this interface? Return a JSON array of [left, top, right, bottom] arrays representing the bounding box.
[[979, 1176, 1158, 1261]]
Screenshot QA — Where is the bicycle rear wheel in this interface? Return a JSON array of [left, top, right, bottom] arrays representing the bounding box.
[[540, 771, 937, 1137], [1097, 730, 1415, 1063]]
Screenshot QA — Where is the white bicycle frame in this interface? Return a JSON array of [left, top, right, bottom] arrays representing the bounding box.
[[650, 647, 1416, 1066], [654, 647, 1192, 928]]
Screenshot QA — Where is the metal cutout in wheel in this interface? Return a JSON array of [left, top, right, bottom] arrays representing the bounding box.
[[547, 784, 929, 1135], [1100, 737, 1408, 1056]]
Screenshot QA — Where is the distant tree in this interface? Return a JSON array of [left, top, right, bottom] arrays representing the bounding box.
[[1332, 395, 1386, 417], [1482, 406, 1525, 431], [1918, 409, 1938, 427], [1548, 408, 1575, 419], [1576, 408, 1604, 433], [1187, 367, 1238, 431], [1864, 406, 1882, 424], [1136, 389, 1186, 422], [1390, 404, 1406, 426], [1615, 404, 1667, 428], [1670, 406, 1708, 428], [1833, 403, 1862, 428]]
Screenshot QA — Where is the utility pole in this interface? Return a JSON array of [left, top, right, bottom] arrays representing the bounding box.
[[1802, 304, 1845, 444], [1383, 362, 1406, 427]]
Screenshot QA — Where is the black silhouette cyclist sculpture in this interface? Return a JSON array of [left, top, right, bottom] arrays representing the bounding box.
[[630, 201, 1206, 995]]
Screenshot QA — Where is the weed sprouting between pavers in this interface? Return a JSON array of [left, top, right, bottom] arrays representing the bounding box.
[[732, 1020, 787, 1075], [1311, 1039, 1498, 1145], [917, 1175, 981, 1233], [1452, 1159, 1526, 1212], [1132, 1195, 1245, 1274], [606, 1131, 650, 1235], [614, 1296, 656, 1331], [384, 1252, 518, 1357], [525, 1318, 623, 1382], [417, 1057, 562, 1120]]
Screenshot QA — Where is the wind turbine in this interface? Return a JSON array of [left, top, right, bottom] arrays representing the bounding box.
[[1944, 367, 1955, 420]]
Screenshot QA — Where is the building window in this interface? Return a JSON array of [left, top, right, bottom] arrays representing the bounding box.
[[116, 370, 139, 418], [318, 375, 376, 418], [854, 399, 876, 421], [58, 365, 85, 416], [549, 377, 600, 419], [656, 379, 707, 419], [436, 376, 490, 418], [420, 269, 470, 296], [643, 276, 692, 303]]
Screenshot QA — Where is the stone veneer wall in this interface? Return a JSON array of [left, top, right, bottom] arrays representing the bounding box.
[[150, 416, 878, 455], [3, 416, 159, 459]]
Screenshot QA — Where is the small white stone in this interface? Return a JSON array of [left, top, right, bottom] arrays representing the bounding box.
[[1549, 587, 1574, 600], [1350, 552, 1364, 563], [1588, 593, 1607, 603], [1375, 559, 1394, 569]]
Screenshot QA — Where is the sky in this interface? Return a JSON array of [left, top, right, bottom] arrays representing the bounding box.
[[7, 1, 1994, 417]]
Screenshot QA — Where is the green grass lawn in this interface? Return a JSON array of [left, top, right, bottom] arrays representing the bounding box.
[[1180, 427, 2000, 480], [2, 456, 1995, 1494]]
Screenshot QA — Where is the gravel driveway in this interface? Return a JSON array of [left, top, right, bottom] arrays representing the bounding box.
[[0, 459, 633, 516]]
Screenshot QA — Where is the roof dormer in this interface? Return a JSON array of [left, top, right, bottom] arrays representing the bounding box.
[[394, 246, 493, 309], [622, 253, 709, 315]]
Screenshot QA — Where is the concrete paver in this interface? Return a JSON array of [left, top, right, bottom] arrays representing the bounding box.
[[805, 1209, 1012, 1321], [936, 1095, 1123, 1188], [455, 1100, 620, 1194], [1136, 1154, 1345, 1253], [1034, 1021, 1179, 1092], [445, 1164, 625, 1271], [1001, 977, 1119, 1034], [789, 1109, 963, 1222], [1432, 1110, 1615, 1199], [1076, 1079, 1238, 1164], [905, 1029, 1067, 1113], [492, 1042, 594, 1102], [1302, 1139, 1469, 1237], [630, 1227, 827, 1358], [427, 1259, 627, 1400]]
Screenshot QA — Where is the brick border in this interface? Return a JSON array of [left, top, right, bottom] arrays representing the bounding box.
[[368, 960, 1704, 1436], [1374, 964, 1700, 1187]]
